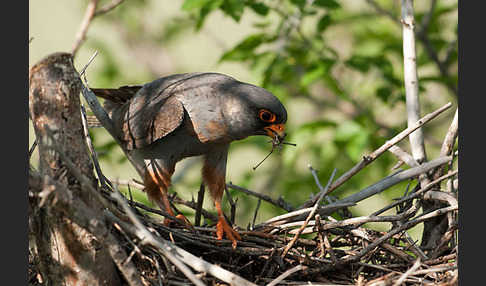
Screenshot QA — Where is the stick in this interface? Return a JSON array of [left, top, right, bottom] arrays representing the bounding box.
[[261, 202, 354, 227], [109, 191, 257, 286], [300, 102, 452, 208], [29, 139, 38, 160], [94, 0, 124, 16], [72, 0, 99, 57], [392, 258, 421, 286], [195, 183, 205, 227], [110, 191, 206, 286], [227, 183, 294, 212], [340, 205, 457, 264], [251, 199, 262, 230], [80, 104, 108, 188], [224, 186, 237, 224], [307, 165, 336, 205], [266, 265, 304, 286], [334, 155, 451, 206], [434, 108, 458, 179], [79, 50, 99, 77], [79, 69, 119, 143], [402, 0, 427, 165], [281, 169, 337, 258], [371, 170, 457, 217], [388, 145, 418, 168]]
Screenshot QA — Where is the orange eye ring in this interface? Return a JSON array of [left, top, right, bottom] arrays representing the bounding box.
[[259, 109, 276, 123]]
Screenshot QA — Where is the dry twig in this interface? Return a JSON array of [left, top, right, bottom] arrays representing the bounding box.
[[301, 102, 452, 208]]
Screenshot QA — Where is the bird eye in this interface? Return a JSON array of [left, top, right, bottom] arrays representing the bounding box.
[[259, 109, 276, 123]]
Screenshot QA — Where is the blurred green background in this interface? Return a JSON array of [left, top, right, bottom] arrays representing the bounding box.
[[29, 0, 457, 241]]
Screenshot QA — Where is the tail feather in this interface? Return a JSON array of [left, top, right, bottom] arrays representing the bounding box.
[[91, 85, 142, 104]]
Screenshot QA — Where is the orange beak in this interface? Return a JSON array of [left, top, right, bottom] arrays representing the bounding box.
[[264, 124, 286, 141]]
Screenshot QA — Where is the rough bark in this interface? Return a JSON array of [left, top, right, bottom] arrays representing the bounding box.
[[29, 52, 121, 285]]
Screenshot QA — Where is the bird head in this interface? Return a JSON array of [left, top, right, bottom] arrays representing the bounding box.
[[219, 79, 287, 143]]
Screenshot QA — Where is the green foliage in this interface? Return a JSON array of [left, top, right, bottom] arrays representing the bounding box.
[[181, 0, 457, 215], [87, 0, 457, 224]]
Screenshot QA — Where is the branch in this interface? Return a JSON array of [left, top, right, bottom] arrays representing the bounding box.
[[434, 108, 458, 179], [392, 258, 422, 286], [366, 0, 399, 23], [78, 66, 119, 144], [300, 102, 452, 208], [94, 0, 125, 16], [260, 202, 354, 229], [388, 145, 418, 168], [281, 169, 336, 258], [110, 191, 205, 286], [402, 0, 427, 165], [227, 182, 294, 212], [339, 205, 457, 265], [335, 155, 451, 206], [416, 0, 457, 96], [371, 170, 457, 217], [72, 0, 99, 57], [367, 0, 457, 97], [109, 191, 258, 286], [266, 265, 304, 286], [440, 109, 459, 159]]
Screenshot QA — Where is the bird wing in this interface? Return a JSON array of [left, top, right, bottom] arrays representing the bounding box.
[[174, 73, 232, 143], [114, 77, 188, 151], [99, 73, 233, 150], [91, 85, 142, 104]]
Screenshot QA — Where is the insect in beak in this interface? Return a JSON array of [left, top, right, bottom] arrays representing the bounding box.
[[252, 133, 296, 170]]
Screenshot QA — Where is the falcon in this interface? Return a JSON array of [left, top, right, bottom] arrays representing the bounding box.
[[92, 72, 287, 247]]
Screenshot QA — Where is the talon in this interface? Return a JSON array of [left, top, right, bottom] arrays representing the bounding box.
[[163, 213, 194, 230], [216, 216, 241, 249]]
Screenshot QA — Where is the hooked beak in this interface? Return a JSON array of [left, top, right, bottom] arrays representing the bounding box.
[[263, 124, 286, 142]]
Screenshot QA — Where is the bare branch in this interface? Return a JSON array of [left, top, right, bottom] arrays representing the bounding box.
[[227, 182, 294, 212], [300, 102, 452, 208], [72, 0, 99, 57], [402, 0, 427, 165], [433, 108, 458, 179], [94, 0, 124, 16], [195, 183, 205, 227], [340, 205, 457, 264], [281, 169, 337, 258], [388, 145, 418, 168], [392, 258, 422, 286], [266, 265, 304, 286], [371, 169, 458, 217], [335, 156, 451, 206], [109, 191, 257, 286]]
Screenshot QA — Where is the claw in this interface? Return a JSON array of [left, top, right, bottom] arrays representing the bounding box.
[[216, 216, 241, 249], [163, 213, 194, 230]]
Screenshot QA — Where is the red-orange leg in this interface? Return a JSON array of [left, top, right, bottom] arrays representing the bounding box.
[[144, 162, 192, 228], [202, 147, 241, 248]]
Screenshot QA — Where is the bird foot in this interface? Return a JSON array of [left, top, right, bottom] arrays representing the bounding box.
[[216, 217, 241, 249], [164, 214, 194, 230]]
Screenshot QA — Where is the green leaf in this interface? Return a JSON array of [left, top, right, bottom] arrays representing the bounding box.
[[249, 2, 269, 16], [313, 0, 340, 9], [334, 121, 369, 161], [221, 0, 245, 22], [300, 65, 326, 87], [182, 0, 211, 10], [182, 0, 223, 30], [220, 34, 267, 62], [298, 120, 337, 131], [290, 0, 306, 8], [335, 121, 362, 142], [345, 55, 372, 72], [376, 86, 392, 103], [317, 14, 332, 32]]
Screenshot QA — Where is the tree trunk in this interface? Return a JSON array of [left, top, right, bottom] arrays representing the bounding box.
[[29, 52, 121, 285]]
